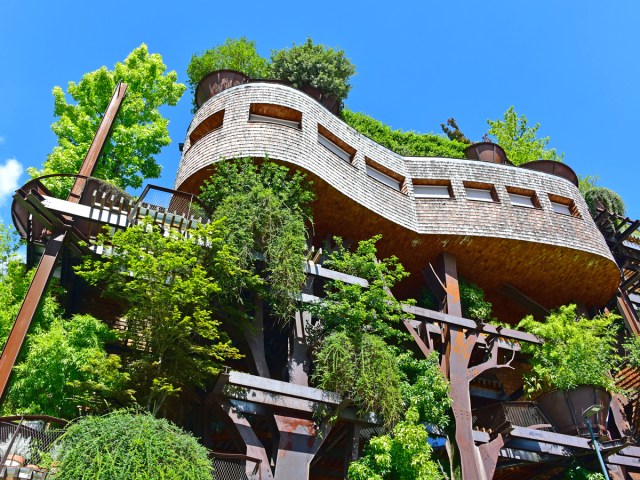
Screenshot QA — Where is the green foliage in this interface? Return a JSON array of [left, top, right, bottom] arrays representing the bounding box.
[[341, 109, 467, 158], [271, 38, 355, 102], [3, 315, 131, 419], [486, 106, 563, 166], [30, 44, 185, 197], [347, 407, 444, 480], [518, 305, 620, 394], [583, 186, 625, 217], [399, 353, 451, 429], [51, 411, 213, 480], [578, 174, 600, 196], [309, 236, 411, 427], [563, 461, 606, 480], [623, 335, 640, 369], [186, 37, 270, 110], [199, 159, 314, 320], [76, 219, 242, 414]]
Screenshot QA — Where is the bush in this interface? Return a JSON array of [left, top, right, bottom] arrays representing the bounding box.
[[341, 109, 466, 158], [51, 411, 213, 479], [271, 38, 355, 102]]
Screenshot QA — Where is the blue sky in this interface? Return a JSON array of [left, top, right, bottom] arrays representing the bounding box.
[[0, 0, 638, 226]]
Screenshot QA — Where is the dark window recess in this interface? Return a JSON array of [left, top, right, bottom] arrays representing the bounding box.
[[463, 181, 499, 203], [548, 194, 580, 217], [249, 103, 302, 129], [189, 109, 225, 145], [317, 125, 356, 162]]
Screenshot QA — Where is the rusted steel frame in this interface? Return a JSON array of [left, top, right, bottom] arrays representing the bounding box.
[[68, 82, 128, 203], [478, 434, 504, 479], [0, 229, 68, 399], [210, 452, 263, 480], [616, 289, 640, 336], [497, 283, 550, 321]]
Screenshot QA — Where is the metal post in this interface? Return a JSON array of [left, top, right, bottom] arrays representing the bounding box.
[[586, 418, 611, 480]]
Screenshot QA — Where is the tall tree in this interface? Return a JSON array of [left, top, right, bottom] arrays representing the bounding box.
[[29, 44, 185, 197], [486, 106, 563, 166], [76, 219, 242, 415]]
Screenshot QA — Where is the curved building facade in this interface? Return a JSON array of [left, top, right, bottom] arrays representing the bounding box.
[[175, 81, 619, 321]]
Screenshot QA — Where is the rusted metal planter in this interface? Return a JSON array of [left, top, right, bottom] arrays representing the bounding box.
[[520, 160, 579, 187], [195, 70, 249, 109], [464, 142, 511, 165], [536, 385, 611, 439], [300, 85, 340, 114]]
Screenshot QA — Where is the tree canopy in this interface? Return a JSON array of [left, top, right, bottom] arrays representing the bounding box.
[[30, 44, 185, 197], [199, 159, 314, 320], [487, 106, 563, 166]]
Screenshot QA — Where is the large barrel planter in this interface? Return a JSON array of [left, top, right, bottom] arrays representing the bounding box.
[[536, 385, 611, 439], [464, 142, 512, 165]]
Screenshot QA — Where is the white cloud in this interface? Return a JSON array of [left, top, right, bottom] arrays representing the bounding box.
[[0, 158, 23, 205]]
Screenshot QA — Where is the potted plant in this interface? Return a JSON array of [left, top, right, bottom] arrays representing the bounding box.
[[517, 304, 621, 439]]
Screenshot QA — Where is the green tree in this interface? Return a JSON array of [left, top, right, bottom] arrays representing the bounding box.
[[486, 106, 563, 166], [348, 406, 444, 480], [271, 38, 355, 102], [199, 158, 314, 320], [341, 109, 466, 158], [583, 186, 625, 217], [3, 315, 132, 419], [29, 44, 185, 197], [309, 236, 411, 427], [51, 411, 213, 480], [76, 219, 242, 415], [187, 37, 270, 105]]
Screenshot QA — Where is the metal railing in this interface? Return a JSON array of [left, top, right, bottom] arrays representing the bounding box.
[[210, 452, 262, 480]]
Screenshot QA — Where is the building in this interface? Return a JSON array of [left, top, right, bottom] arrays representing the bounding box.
[[9, 72, 640, 478]]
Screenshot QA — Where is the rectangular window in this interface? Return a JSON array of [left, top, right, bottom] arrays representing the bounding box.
[[548, 194, 580, 217], [414, 185, 451, 199], [509, 193, 535, 208], [249, 113, 300, 128], [466, 188, 494, 202], [317, 125, 356, 163]]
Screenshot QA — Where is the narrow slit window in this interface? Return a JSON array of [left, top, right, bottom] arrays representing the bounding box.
[[317, 125, 356, 163], [551, 201, 572, 215], [249, 103, 302, 129], [548, 194, 580, 217]]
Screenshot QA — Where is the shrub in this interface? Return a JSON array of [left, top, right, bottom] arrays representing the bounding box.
[[341, 109, 466, 158], [271, 38, 355, 102], [51, 411, 213, 479]]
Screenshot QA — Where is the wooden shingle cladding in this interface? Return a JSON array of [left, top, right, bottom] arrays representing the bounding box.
[[189, 109, 225, 145]]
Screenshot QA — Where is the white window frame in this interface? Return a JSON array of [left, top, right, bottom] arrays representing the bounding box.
[[414, 185, 451, 199], [551, 201, 572, 215], [366, 166, 401, 190], [509, 192, 536, 208], [318, 132, 352, 162], [465, 187, 494, 202]]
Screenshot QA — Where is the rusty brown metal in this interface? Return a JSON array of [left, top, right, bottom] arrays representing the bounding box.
[[0, 83, 127, 401], [478, 434, 504, 479], [68, 81, 128, 203], [0, 229, 67, 397]]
